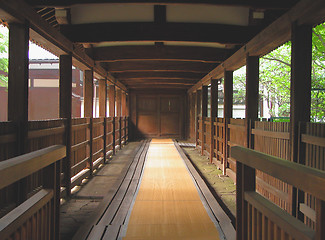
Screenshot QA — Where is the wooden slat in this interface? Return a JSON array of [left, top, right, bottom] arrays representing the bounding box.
[[0, 133, 16, 144], [28, 126, 65, 139], [252, 128, 290, 140], [0, 145, 66, 189], [72, 122, 89, 131], [245, 192, 315, 240], [71, 140, 90, 152], [301, 134, 325, 148], [0, 189, 53, 240], [300, 203, 316, 222], [228, 123, 246, 131], [231, 146, 325, 201]]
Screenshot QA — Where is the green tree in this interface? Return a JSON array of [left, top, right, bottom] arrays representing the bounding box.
[[0, 30, 8, 88]]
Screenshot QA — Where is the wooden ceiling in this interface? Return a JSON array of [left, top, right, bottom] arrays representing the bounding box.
[[25, 0, 299, 90]]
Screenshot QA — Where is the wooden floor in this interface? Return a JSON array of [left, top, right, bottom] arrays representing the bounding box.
[[122, 139, 222, 240]]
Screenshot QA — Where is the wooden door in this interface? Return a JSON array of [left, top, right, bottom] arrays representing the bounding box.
[[160, 96, 180, 137], [136, 94, 183, 138]]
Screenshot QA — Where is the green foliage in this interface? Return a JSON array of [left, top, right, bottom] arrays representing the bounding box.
[[232, 23, 325, 122], [0, 30, 8, 88]]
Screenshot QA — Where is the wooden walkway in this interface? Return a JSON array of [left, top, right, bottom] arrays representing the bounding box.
[[73, 139, 235, 240], [123, 139, 222, 240]]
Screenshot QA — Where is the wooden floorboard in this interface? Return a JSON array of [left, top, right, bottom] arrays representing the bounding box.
[[122, 139, 223, 240]]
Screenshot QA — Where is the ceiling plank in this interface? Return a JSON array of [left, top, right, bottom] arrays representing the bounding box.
[[106, 60, 218, 73], [128, 84, 190, 89], [88, 45, 233, 63], [27, 0, 298, 9], [121, 78, 197, 83], [60, 22, 260, 45]]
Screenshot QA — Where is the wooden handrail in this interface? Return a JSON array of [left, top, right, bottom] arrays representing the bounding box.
[[0, 145, 66, 189], [231, 146, 325, 201]]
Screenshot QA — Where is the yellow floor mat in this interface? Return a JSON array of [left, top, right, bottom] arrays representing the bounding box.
[[122, 139, 221, 240]]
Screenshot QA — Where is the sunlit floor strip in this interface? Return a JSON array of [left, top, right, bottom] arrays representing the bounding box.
[[122, 139, 222, 240]]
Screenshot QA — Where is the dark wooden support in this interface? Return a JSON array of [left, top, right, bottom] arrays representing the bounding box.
[[104, 79, 108, 162], [290, 23, 312, 218], [201, 86, 208, 155], [224, 71, 233, 175], [99, 79, 106, 117], [116, 89, 122, 149], [8, 22, 29, 203], [108, 85, 116, 154], [195, 90, 200, 148], [59, 54, 72, 197], [154, 5, 166, 24], [210, 79, 218, 163], [84, 69, 94, 175], [245, 56, 259, 148]]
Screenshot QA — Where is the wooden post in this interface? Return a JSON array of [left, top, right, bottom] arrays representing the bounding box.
[[210, 79, 218, 163], [316, 199, 325, 240], [245, 55, 259, 148], [201, 86, 208, 155], [290, 22, 312, 218], [84, 69, 94, 175], [116, 89, 122, 149], [59, 54, 72, 197], [8, 22, 29, 203], [108, 85, 116, 154], [195, 91, 200, 148], [98, 78, 107, 162], [121, 92, 126, 144], [224, 71, 233, 175]]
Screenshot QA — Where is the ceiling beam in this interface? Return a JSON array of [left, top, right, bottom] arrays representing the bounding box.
[[113, 71, 204, 80], [60, 22, 260, 45], [188, 0, 325, 93], [27, 0, 298, 9], [128, 84, 190, 89], [105, 60, 218, 73], [124, 79, 196, 85], [88, 45, 233, 63], [121, 78, 197, 83]]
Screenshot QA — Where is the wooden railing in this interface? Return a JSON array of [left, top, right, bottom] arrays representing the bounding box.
[[0, 145, 66, 240], [231, 146, 325, 240], [0, 116, 129, 203]]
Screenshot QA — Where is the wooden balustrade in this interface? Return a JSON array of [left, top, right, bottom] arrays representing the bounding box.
[[231, 146, 325, 240], [0, 145, 66, 240], [0, 116, 129, 203]]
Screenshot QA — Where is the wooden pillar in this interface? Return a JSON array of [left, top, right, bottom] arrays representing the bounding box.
[[8, 23, 29, 203], [245, 55, 259, 148], [290, 23, 312, 219], [59, 54, 72, 197], [210, 79, 218, 163], [108, 85, 116, 154], [224, 71, 233, 175], [8, 23, 29, 155], [116, 89, 122, 148], [237, 56, 259, 240], [98, 79, 106, 117], [84, 69, 94, 175], [195, 91, 200, 148], [201, 86, 208, 155]]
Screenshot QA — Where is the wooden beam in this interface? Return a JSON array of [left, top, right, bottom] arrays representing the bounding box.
[[210, 79, 218, 163], [108, 85, 116, 154], [84, 70, 94, 118], [59, 54, 72, 197], [0, 0, 127, 92], [107, 61, 218, 73], [26, 0, 298, 9], [188, 0, 325, 93], [89, 45, 232, 63], [122, 79, 197, 85], [114, 72, 205, 80], [61, 22, 260, 45]]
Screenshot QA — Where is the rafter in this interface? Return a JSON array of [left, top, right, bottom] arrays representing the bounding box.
[[113, 71, 204, 80], [105, 60, 218, 73], [26, 0, 298, 9], [60, 22, 260, 45], [88, 45, 233, 63]]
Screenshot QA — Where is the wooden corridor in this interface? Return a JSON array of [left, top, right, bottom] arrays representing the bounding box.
[[123, 139, 222, 240]]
